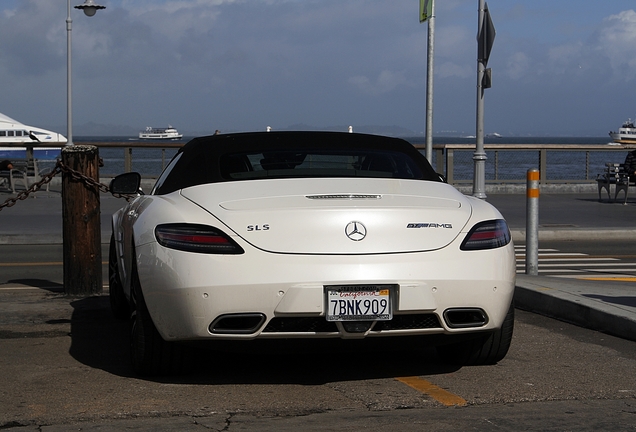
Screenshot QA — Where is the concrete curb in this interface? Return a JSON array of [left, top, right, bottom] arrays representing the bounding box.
[[514, 275, 636, 343]]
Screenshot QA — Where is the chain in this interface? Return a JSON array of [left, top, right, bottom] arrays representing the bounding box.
[[0, 160, 137, 211]]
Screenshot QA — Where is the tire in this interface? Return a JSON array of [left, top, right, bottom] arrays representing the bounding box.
[[109, 235, 130, 320], [437, 302, 515, 366], [129, 264, 190, 376]]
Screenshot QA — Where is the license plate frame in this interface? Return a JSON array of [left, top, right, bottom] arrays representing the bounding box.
[[325, 285, 394, 322]]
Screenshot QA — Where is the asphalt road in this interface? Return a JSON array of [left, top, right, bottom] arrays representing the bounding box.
[[1, 241, 636, 430], [0, 244, 108, 289], [0, 288, 635, 430]]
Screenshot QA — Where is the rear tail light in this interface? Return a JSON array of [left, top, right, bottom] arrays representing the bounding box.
[[460, 219, 511, 251], [155, 223, 244, 254]]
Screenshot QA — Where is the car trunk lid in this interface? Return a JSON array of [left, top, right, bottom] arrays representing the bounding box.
[[180, 178, 472, 254]]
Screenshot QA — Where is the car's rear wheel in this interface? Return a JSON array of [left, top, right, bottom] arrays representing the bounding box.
[[436, 302, 515, 366], [129, 263, 190, 376], [109, 235, 129, 320]]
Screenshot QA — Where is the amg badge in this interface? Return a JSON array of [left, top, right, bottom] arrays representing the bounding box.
[[407, 223, 453, 229]]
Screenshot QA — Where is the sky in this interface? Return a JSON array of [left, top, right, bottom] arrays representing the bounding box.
[[1, 0, 636, 137]]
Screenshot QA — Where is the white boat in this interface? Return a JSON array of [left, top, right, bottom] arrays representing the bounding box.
[[0, 112, 66, 159], [139, 126, 183, 140], [609, 118, 636, 144]]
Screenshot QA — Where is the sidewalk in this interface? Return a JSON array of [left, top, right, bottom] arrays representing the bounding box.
[[0, 187, 635, 344]]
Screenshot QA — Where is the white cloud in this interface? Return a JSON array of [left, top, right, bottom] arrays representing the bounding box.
[[546, 42, 584, 75], [505, 52, 530, 80], [436, 61, 472, 79], [4, 0, 636, 136], [597, 10, 636, 80], [349, 70, 408, 95]]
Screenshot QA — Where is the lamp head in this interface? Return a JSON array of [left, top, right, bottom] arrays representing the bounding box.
[[74, 0, 106, 17]]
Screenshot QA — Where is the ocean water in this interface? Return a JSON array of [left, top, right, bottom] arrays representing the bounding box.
[[14, 135, 626, 182]]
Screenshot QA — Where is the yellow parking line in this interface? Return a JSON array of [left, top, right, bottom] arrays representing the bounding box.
[[396, 376, 467, 407]]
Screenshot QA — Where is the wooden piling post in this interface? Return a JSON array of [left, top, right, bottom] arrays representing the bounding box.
[[62, 145, 102, 296]]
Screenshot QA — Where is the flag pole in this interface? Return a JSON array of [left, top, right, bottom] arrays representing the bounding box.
[[425, 0, 435, 163]]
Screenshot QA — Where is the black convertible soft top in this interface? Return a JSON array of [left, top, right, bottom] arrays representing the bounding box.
[[153, 131, 442, 195]]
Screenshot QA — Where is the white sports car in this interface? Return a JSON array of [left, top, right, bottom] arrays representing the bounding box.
[[109, 131, 515, 376]]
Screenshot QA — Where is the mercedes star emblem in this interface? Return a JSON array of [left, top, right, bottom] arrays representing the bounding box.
[[345, 221, 367, 241]]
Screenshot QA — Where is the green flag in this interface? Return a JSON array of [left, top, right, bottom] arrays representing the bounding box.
[[420, 0, 432, 23]]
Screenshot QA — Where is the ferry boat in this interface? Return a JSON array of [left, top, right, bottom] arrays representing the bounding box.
[[0, 112, 66, 159], [609, 118, 636, 144], [139, 126, 183, 140]]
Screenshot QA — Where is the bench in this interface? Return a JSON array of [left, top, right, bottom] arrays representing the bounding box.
[[0, 161, 28, 193], [596, 163, 635, 204], [0, 159, 52, 194]]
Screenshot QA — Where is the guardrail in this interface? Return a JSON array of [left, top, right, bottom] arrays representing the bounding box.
[[80, 142, 636, 185], [82, 141, 183, 175], [414, 143, 636, 185], [4, 141, 636, 186]]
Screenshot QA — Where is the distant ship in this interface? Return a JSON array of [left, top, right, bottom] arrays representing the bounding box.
[[609, 118, 636, 144], [139, 126, 183, 140], [0, 112, 66, 159]]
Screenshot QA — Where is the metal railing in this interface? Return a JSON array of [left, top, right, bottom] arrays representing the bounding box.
[[81, 141, 183, 176], [86, 142, 636, 185], [5, 141, 635, 186], [414, 143, 636, 185]]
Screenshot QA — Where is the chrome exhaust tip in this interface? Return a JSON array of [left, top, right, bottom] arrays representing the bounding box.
[[209, 313, 266, 334], [443, 308, 488, 329]]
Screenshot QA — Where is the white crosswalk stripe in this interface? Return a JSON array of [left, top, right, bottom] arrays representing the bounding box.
[[515, 246, 636, 279]]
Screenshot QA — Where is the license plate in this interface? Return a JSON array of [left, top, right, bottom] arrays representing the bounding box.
[[325, 285, 392, 322]]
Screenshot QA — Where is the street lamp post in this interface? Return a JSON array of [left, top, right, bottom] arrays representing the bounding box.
[[66, 0, 106, 146]]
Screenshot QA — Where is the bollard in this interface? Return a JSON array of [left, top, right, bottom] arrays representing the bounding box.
[[525, 168, 539, 276], [61, 145, 102, 296]]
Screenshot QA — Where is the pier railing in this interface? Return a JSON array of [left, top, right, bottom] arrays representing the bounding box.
[[88, 141, 636, 185], [415, 143, 636, 185], [7, 141, 636, 186], [82, 141, 183, 175]]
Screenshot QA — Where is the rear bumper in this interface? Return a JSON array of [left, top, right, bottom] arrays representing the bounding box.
[[135, 241, 515, 341]]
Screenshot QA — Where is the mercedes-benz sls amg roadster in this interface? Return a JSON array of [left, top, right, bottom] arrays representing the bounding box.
[[109, 131, 515, 376]]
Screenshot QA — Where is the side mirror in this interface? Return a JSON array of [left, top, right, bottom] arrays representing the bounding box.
[[110, 172, 143, 195], [437, 173, 447, 183]]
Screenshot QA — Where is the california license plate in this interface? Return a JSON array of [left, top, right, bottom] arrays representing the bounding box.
[[325, 285, 392, 322]]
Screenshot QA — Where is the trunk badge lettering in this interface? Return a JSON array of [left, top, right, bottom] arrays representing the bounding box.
[[407, 223, 453, 228]]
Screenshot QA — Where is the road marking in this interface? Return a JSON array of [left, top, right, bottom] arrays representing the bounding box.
[[395, 376, 467, 407], [515, 247, 636, 279]]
